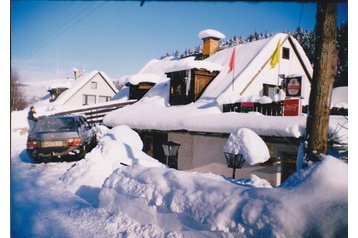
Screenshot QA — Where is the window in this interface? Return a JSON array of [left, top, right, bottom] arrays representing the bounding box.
[[82, 94, 96, 105], [98, 96, 111, 103], [282, 47, 290, 60], [263, 84, 281, 98], [91, 82, 97, 89]]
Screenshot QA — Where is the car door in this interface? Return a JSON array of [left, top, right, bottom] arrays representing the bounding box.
[[79, 116, 93, 145]]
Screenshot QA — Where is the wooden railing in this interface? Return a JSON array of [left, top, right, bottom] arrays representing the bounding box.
[[223, 102, 284, 116], [224, 102, 348, 116], [50, 100, 137, 124]]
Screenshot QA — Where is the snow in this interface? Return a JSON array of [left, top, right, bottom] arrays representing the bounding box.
[[18, 78, 71, 102], [108, 86, 130, 102], [10, 107, 348, 237], [224, 128, 270, 165], [126, 73, 164, 85], [198, 29, 225, 39], [120, 57, 222, 86], [215, 33, 312, 104], [47, 80, 72, 90], [60, 125, 164, 193], [331, 86, 348, 108], [104, 96, 348, 144], [98, 155, 347, 236], [235, 95, 273, 104]]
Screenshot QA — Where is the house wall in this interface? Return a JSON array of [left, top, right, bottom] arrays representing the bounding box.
[[241, 39, 311, 105], [167, 132, 292, 186], [64, 73, 116, 106]]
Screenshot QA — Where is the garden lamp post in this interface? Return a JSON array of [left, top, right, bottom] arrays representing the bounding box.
[[224, 152, 246, 179], [162, 141, 181, 169]]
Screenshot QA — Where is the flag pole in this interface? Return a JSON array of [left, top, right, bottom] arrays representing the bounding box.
[[232, 61, 235, 91]]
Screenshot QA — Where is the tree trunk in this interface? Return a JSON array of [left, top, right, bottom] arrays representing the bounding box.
[[306, 1, 337, 161]]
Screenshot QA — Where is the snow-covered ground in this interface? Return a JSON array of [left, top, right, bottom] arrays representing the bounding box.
[[10, 110, 348, 237]]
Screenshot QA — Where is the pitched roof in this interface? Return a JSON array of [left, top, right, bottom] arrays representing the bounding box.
[[53, 71, 118, 105], [121, 56, 223, 85]]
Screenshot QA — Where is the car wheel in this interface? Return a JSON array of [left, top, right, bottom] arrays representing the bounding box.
[[91, 136, 97, 149], [78, 144, 87, 159]]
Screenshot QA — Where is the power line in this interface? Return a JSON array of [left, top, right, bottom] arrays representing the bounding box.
[[16, 2, 105, 61], [17, 4, 94, 60]]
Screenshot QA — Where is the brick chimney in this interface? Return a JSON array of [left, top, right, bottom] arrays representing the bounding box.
[[198, 29, 225, 58], [73, 67, 85, 80]]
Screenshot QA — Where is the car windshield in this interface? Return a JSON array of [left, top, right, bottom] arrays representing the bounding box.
[[33, 117, 77, 132]]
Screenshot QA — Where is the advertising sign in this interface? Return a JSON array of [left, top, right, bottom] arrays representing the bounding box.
[[284, 98, 302, 116], [285, 76, 302, 97], [240, 102, 254, 113]]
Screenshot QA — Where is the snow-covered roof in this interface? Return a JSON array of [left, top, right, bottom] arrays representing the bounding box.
[[53, 71, 118, 105], [198, 29, 225, 39], [122, 57, 223, 85], [47, 80, 73, 90]]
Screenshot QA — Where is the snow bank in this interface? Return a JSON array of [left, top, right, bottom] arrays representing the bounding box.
[[224, 128, 270, 165], [198, 29, 225, 39], [331, 86, 348, 108], [236, 95, 273, 104], [60, 125, 164, 193], [99, 156, 347, 236]]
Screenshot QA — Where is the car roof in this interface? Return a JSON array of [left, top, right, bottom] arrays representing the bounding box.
[[42, 115, 83, 120]]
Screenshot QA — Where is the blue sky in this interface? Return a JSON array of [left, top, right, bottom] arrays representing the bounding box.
[[11, 1, 348, 82]]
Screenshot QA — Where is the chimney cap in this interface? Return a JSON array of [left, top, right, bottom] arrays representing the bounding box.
[[198, 29, 225, 40]]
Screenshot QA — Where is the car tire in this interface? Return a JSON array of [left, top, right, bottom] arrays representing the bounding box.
[[78, 144, 87, 159]]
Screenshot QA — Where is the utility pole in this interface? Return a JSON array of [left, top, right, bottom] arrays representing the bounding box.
[[306, 1, 338, 161]]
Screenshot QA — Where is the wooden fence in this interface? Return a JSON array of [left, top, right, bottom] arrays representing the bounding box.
[[51, 100, 136, 124]]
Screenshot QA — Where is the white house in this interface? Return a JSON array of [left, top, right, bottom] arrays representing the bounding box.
[[103, 30, 347, 186], [48, 69, 118, 107]]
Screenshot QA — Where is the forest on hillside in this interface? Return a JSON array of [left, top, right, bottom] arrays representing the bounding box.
[[160, 24, 348, 87]]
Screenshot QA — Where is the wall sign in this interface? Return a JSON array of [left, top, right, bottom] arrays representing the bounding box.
[[240, 102, 254, 113], [284, 98, 302, 116], [285, 76, 302, 97]]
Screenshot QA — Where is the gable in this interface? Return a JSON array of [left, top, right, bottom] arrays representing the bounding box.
[[63, 73, 117, 106], [214, 34, 313, 105], [52, 71, 118, 106]]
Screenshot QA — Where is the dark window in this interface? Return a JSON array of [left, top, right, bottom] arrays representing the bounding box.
[[263, 84, 281, 98], [128, 82, 155, 100], [168, 70, 190, 105], [282, 47, 290, 60]]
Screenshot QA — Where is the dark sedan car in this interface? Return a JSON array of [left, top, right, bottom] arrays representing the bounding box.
[[26, 115, 97, 163]]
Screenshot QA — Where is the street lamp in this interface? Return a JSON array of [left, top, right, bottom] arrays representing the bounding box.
[[162, 141, 181, 169], [224, 152, 246, 179]]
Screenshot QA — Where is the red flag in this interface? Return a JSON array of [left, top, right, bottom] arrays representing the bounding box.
[[228, 48, 236, 72]]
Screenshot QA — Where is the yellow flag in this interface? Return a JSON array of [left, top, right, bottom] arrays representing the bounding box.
[[270, 39, 281, 68]]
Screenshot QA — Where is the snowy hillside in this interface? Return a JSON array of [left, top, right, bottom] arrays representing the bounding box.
[[11, 110, 348, 237]]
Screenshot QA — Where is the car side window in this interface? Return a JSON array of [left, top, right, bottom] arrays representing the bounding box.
[[76, 118, 82, 128], [80, 117, 91, 129]]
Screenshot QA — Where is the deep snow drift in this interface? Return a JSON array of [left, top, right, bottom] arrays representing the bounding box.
[[60, 125, 164, 193], [99, 155, 347, 237]]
